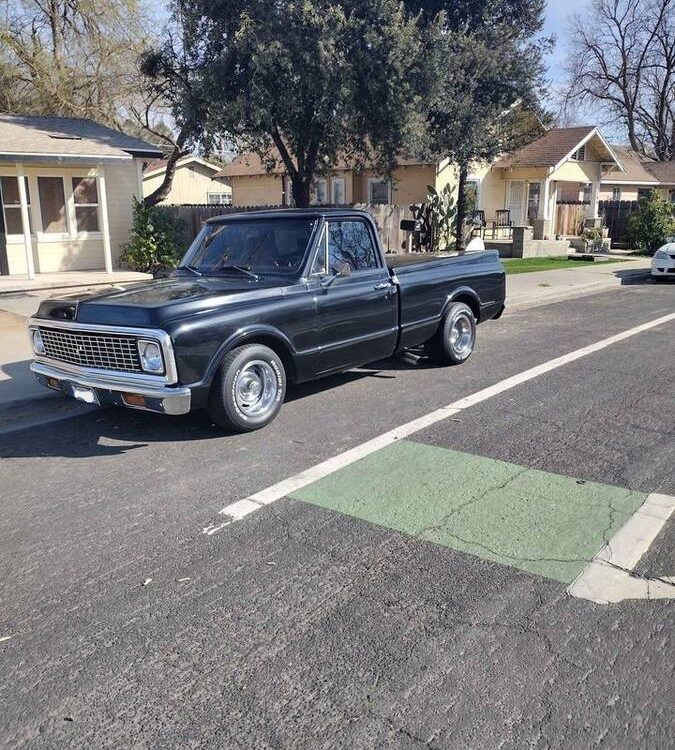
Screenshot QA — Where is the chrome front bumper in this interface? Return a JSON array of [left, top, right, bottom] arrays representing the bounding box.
[[31, 361, 192, 415]]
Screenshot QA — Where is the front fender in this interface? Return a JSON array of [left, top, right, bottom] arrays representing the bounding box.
[[202, 324, 298, 386]]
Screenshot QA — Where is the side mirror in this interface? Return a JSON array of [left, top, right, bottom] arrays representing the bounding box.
[[320, 261, 352, 288], [334, 261, 352, 278]]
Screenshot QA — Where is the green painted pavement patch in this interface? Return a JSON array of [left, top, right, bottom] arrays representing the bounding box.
[[290, 441, 647, 583]]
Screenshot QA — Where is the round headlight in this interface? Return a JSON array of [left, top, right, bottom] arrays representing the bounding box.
[[32, 329, 45, 354], [137, 340, 164, 374]]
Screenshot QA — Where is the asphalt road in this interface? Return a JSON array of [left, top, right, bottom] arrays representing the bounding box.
[[1, 282, 674, 750]]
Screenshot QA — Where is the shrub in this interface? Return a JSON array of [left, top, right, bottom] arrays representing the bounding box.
[[120, 199, 190, 276], [627, 190, 675, 254]]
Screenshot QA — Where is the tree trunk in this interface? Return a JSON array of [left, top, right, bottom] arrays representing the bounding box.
[[143, 130, 188, 208], [291, 174, 312, 208], [455, 161, 468, 253]]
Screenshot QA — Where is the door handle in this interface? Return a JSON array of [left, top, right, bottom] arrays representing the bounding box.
[[373, 282, 391, 290]]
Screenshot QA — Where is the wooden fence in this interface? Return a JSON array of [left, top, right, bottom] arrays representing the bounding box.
[[598, 200, 640, 248], [162, 203, 414, 254], [554, 201, 587, 236]]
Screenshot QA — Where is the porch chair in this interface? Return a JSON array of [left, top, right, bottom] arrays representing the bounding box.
[[470, 210, 486, 238], [492, 209, 513, 239]]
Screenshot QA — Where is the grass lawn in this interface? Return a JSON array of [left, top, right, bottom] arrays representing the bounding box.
[[502, 256, 629, 275]]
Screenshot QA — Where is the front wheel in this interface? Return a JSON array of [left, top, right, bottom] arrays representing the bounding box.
[[207, 344, 286, 432], [425, 302, 476, 365]]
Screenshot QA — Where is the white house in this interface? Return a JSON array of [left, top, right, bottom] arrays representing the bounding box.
[[0, 115, 162, 278]]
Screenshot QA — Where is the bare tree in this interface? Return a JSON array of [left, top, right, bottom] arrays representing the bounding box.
[[562, 0, 674, 160]]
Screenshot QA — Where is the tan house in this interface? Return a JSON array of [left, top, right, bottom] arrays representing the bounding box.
[[142, 156, 232, 205], [216, 127, 675, 246], [599, 146, 675, 203], [0, 115, 162, 278], [216, 152, 435, 208]]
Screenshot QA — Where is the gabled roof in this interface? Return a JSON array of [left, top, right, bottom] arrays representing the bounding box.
[[0, 115, 162, 160], [494, 126, 623, 172], [602, 146, 660, 184], [143, 155, 227, 179]]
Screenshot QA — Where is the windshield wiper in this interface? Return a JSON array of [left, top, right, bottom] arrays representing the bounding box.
[[215, 264, 260, 280], [176, 264, 202, 276]]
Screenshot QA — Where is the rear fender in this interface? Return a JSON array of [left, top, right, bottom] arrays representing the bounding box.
[[441, 287, 482, 323]]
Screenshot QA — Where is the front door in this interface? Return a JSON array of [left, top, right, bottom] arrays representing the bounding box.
[[311, 218, 397, 374], [507, 181, 525, 225]]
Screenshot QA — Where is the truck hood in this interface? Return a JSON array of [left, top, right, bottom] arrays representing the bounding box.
[[33, 275, 288, 328]]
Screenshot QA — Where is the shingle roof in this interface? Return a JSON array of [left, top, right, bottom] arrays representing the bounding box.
[[643, 160, 675, 185], [215, 150, 425, 178], [143, 155, 225, 176], [494, 126, 596, 168], [604, 146, 660, 183], [0, 115, 162, 159]]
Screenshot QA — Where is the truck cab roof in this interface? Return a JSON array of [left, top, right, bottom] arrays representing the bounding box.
[[204, 207, 374, 224]]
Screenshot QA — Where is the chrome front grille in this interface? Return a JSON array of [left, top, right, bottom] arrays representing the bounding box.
[[38, 326, 142, 373]]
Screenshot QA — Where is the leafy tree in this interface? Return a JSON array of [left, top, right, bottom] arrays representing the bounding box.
[[627, 190, 675, 253], [410, 0, 550, 250], [150, 0, 425, 207], [562, 0, 674, 161]]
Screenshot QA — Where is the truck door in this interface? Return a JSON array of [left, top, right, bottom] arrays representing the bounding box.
[[310, 218, 397, 374]]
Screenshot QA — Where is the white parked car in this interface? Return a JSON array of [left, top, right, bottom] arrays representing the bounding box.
[[651, 240, 675, 280]]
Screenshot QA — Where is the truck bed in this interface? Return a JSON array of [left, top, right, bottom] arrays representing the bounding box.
[[386, 250, 505, 351]]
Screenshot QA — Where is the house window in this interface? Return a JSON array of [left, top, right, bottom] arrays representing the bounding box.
[[581, 183, 592, 203], [37, 176, 67, 233], [571, 144, 586, 161], [612, 187, 621, 201], [637, 188, 652, 200], [368, 178, 391, 205], [313, 178, 328, 205], [72, 177, 100, 232], [669, 189, 675, 204], [0, 176, 32, 235], [331, 177, 346, 205], [527, 182, 541, 222], [207, 192, 232, 205]]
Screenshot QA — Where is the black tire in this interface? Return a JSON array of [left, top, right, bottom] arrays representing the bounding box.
[[425, 302, 476, 365], [207, 344, 286, 432]]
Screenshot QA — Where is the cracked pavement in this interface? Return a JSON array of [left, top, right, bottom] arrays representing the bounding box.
[[0, 283, 674, 749]]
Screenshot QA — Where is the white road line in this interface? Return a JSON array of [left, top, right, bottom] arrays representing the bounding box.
[[202, 311, 675, 535], [567, 493, 675, 604]]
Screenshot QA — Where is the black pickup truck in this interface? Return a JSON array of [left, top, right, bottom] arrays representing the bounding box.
[[29, 209, 505, 432]]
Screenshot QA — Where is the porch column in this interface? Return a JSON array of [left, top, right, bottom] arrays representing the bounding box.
[[96, 167, 113, 274], [589, 180, 600, 219], [541, 178, 550, 219], [16, 163, 35, 279]]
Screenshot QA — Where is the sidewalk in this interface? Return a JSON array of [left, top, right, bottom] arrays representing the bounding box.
[[0, 258, 654, 430], [506, 257, 651, 310]]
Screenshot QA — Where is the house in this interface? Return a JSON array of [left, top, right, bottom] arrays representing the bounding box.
[[0, 115, 162, 278], [142, 155, 232, 205], [214, 126, 675, 246], [599, 146, 675, 203], [215, 152, 435, 208]]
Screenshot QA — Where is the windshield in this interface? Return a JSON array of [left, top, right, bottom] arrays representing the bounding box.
[[180, 218, 317, 277]]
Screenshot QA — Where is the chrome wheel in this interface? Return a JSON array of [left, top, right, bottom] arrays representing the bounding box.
[[449, 312, 474, 356], [234, 360, 279, 417]]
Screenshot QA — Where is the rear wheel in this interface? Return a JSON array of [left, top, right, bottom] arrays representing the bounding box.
[[425, 302, 476, 365], [207, 344, 286, 432]]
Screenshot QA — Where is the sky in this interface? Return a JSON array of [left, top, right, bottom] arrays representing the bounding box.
[[543, 0, 592, 84]]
